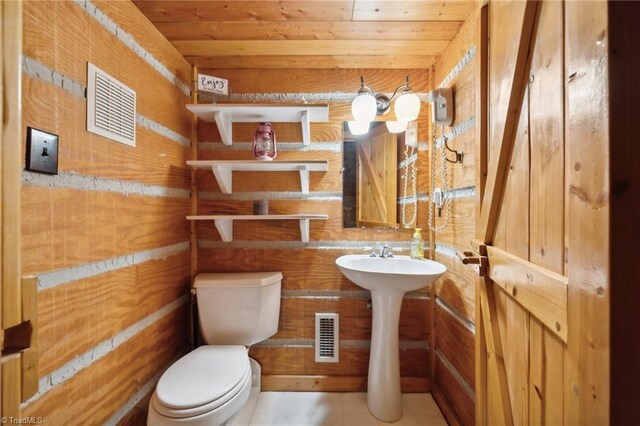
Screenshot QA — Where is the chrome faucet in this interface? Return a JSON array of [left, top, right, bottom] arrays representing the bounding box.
[[379, 244, 394, 258]]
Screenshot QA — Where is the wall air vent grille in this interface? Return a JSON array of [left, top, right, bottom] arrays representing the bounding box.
[[315, 313, 339, 363], [87, 63, 136, 147]]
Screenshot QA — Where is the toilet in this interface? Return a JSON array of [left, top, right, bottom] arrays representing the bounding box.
[[148, 272, 283, 426]]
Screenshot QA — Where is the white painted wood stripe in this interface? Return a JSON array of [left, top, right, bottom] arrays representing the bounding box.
[[200, 191, 342, 201], [435, 348, 476, 400], [104, 352, 186, 426], [435, 296, 476, 333], [398, 153, 418, 170], [22, 295, 189, 408], [73, 0, 191, 96], [435, 116, 476, 149], [254, 338, 429, 350], [434, 243, 458, 259], [199, 142, 342, 151], [398, 193, 430, 204], [281, 290, 429, 300], [199, 92, 435, 104], [36, 242, 190, 291], [446, 186, 476, 200], [22, 170, 190, 199], [22, 55, 191, 147], [137, 115, 191, 147], [198, 240, 413, 250], [438, 46, 477, 89]]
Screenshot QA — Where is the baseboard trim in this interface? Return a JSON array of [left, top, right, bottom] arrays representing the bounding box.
[[262, 375, 430, 393]]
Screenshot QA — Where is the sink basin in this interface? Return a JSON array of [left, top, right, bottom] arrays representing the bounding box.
[[335, 254, 446, 422], [336, 255, 447, 294]]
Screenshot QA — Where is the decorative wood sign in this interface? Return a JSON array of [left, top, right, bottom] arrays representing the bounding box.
[[198, 73, 228, 95]]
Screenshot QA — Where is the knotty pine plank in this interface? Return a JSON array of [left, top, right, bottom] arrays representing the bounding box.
[[194, 69, 431, 93], [435, 197, 475, 251], [22, 305, 189, 424], [23, 0, 191, 138], [493, 285, 530, 426], [250, 346, 429, 378], [528, 317, 564, 426], [261, 375, 429, 393], [433, 253, 476, 322], [198, 120, 343, 144], [434, 354, 475, 426], [492, 89, 530, 256], [275, 296, 429, 342], [435, 9, 478, 86], [174, 40, 449, 58], [23, 77, 191, 190], [486, 0, 530, 160], [133, 1, 353, 23], [92, 0, 191, 86], [435, 304, 474, 389], [158, 21, 462, 42], [190, 55, 439, 70], [528, 0, 565, 275], [564, 0, 609, 422], [353, 0, 475, 22], [199, 248, 426, 292], [22, 186, 190, 276], [38, 251, 190, 376], [195, 149, 342, 193]]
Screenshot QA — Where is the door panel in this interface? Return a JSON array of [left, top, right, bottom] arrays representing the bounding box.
[[357, 123, 397, 228], [472, 1, 610, 425]]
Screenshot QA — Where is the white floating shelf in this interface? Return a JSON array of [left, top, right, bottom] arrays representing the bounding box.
[[187, 214, 328, 243], [187, 160, 328, 194], [186, 103, 329, 146]]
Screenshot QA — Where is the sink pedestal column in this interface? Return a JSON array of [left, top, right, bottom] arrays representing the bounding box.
[[367, 290, 404, 422]]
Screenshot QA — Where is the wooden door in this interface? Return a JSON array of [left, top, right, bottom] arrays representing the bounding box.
[[466, 1, 610, 425], [356, 123, 397, 228], [1, 0, 38, 417]]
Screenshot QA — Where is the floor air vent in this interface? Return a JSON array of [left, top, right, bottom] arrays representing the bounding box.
[[315, 313, 339, 363], [87, 63, 136, 147]]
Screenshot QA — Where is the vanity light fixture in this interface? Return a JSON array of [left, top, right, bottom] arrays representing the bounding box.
[[351, 75, 421, 123], [347, 120, 370, 136]]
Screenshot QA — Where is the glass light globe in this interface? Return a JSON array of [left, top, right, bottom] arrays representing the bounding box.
[[351, 93, 377, 123], [394, 92, 421, 121], [348, 120, 370, 136], [385, 121, 408, 133]]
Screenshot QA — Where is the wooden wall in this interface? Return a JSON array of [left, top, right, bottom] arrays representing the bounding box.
[[194, 69, 433, 391], [431, 9, 480, 426], [471, 1, 610, 425], [20, 1, 192, 423]]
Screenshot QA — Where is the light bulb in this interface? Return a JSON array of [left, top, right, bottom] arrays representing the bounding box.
[[394, 92, 421, 121], [385, 121, 408, 133], [351, 93, 377, 123], [348, 121, 370, 136]]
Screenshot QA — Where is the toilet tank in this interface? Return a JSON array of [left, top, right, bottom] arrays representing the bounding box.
[[194, 272, 282, 346]]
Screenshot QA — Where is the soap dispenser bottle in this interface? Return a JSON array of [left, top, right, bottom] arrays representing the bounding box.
[[410, 228, 424, 259]]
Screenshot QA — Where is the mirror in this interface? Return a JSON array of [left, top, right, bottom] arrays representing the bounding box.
[[343, 122, 415, 229]]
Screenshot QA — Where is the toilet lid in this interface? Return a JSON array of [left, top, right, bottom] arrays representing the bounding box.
[[155, 345, 250, 410]]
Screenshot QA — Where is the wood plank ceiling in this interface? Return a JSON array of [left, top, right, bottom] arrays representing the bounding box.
[[133, 1, 475, 69]]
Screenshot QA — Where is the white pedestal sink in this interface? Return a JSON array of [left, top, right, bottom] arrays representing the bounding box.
[[335, 255, 446, 422]]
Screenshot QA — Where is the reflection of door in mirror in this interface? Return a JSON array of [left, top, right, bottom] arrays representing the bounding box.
[[355, 122, 398, 228]]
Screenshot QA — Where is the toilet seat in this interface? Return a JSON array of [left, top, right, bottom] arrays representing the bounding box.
[[152, 345, 250, 419]]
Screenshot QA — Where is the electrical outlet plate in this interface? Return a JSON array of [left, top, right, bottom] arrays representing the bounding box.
[[26, 127, 59, 174]]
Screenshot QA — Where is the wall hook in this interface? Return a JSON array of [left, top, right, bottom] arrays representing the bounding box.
[[443, 138, 463, 163]]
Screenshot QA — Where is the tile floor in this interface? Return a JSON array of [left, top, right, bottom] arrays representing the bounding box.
[[238, 392, 448, 426]]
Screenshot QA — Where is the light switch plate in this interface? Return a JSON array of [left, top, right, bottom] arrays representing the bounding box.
[[26, 127, 58, 174]]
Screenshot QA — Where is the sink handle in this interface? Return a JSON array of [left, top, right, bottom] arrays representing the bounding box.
[[368, 243, 381, 257]]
